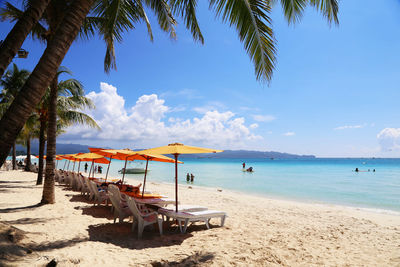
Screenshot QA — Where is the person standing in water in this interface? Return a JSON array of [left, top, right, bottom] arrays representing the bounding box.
[[190, 173, 194, 182], [186, 173, 190, 182], [242, 162, 246, 169], [84, 163, 88, 172]]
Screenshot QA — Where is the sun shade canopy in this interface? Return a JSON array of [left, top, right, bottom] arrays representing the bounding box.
[[138, 142, 223, 155]]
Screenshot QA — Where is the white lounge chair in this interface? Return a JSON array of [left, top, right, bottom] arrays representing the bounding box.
[[126, 197, 163, 239], [84, 176, 95, 200], [89, 180, 109, 206], [158, 209, 227, 233], [108, 191, 132, 223]]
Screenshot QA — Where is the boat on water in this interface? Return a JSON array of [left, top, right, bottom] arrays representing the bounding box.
[[118, 168, 148, 174]]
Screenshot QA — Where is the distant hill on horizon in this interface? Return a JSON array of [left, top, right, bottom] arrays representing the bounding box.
[[14, 141, 315, 159]]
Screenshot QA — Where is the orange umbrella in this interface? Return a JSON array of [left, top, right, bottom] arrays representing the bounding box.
[[115, 151, 182, 198], [74, 153, 110, 178], [88, 148, 135, 181], [138, 143, 223, 211]]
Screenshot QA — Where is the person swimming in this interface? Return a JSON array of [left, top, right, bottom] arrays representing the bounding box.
[[246, 167, 253, 172], [355, 168, 359, 172]]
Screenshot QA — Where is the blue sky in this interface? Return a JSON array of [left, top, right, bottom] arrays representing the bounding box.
[[2, 0, 400, 157]]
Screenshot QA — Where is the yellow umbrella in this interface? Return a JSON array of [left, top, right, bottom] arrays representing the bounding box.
[[115, 151, 182, 198], [138, 143, 223, 212]]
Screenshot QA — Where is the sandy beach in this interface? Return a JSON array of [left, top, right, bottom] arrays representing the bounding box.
[[0, 170, 399, 266]]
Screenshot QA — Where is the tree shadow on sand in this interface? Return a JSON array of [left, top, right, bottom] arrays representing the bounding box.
[[150, 251, 215, 266], [87, 222, 193, 249], [0, 180, 35, 184], [0, 222, 87, 265], [0, 203, 42, 214], [2, 217, 58, 225]]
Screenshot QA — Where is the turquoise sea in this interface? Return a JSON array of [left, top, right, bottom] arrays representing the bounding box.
[[22, 157, 400, 213]]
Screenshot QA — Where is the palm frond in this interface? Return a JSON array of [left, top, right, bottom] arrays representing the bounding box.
[[58, 111, 100, 130], [170, 0, 203, 43], [209, 0, 276, 82], [143, 0, 177, 39], [92, 0, 145, 73], [274, 0, 307, 24], [310, 0, 339, 25]]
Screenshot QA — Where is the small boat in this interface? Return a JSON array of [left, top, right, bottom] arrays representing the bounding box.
[[118, 168, 148, 174]]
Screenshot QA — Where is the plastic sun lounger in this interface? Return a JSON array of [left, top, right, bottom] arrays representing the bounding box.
[[159, 209, 227, 233]]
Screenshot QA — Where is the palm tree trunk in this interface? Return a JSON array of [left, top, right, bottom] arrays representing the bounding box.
[[12, 142, 16, 170], [42, 78, 57, 204], [24, 136, 31, 171], [0, 0, 95, 168], [36, 116, 46, 185], [0, 0, 50, 77]]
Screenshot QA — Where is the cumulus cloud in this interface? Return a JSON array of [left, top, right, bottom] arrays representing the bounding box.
[[252, 114, 275, 122], [334, 124, 365, 130], [249, 123, 258, 129], [283, 132, 295, 136], [63, 82, 260, 148], [377, 128, 400, 151]]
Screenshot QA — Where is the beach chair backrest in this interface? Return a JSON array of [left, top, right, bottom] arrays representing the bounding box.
[[108, 191, 122, 213], [127, 197, 141, 220]]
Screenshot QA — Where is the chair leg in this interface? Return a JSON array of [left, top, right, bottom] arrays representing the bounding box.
[[221, 215, 226, 227], [204, 219, 210, 229], [138, 220, 144, 239], [158, 219, 163, 236], [131, 220, 137, 232], [183, 219, 190, 233]]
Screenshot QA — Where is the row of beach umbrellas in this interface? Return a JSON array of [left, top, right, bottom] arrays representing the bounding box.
[[50, 143, 223, 212]]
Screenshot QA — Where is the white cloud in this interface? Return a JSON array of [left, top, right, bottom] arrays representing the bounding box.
[[252, 114, 276, 122], [62, 82, 260, 149], [377, 128, 400, 151], [334, 124, 365, 130], [193, 101, 226, 114], [283, 132, 295, 136], [249, 123, 258, 129]]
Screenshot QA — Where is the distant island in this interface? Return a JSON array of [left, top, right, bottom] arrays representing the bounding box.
[[14, 141, 315, 159]]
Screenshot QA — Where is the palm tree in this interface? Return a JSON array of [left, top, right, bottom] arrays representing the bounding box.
[[35, 68, 99, 187], [0, 64, 30, 169], [16, 113, 38, 171], [0, 0, 339, 177], [0, 0, 51, 77]]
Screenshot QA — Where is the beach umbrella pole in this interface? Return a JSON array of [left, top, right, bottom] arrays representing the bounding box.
[[141, 159, 149, 199], [88, 160, 94, 178], [56, 160, 58, 169], [63, 160, 67, 170], [105, 156, 112, 182], [78, 161, 81, 173], [122, 158, 128, 184], [72, 161, 76, 172], [175, 154, 178, 212], [67, 160, 71, 170]]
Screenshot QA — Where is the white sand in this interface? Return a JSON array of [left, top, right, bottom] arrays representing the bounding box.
[[0, 170, 399, 266]]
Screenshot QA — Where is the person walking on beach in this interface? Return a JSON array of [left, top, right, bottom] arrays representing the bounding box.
[[190, 173, 194, 182], [186, 173, 190, 182]]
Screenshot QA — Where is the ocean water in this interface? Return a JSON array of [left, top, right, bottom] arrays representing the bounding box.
[[17, 157, 400, 213]]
